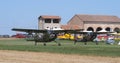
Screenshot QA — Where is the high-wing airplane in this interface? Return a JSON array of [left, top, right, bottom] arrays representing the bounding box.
[[12, 28, 83, 46], [74, 30, 114, 45]]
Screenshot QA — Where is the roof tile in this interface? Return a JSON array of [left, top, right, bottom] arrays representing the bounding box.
[[61, 25, 80, 30], [39, 15, 61, 19], [76, 14, 120, 22]]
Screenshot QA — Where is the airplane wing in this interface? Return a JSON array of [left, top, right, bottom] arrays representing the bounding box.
[[52, 29, 84, 33], [12, 28, 113, 35], [12, 28, 47, 33], [12, 28, 83, 33]]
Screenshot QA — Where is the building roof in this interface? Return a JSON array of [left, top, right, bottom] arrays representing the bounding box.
[[75, 14, 120, 22], [38, 15, 61, 19], [61, 25, 80, 30]]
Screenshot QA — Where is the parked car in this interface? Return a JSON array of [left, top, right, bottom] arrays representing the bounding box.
[[106, 38, 115, 45], [11, 34, 26, 38]]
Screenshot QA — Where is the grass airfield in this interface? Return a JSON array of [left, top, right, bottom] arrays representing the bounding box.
[[0, 38, 120, 57]]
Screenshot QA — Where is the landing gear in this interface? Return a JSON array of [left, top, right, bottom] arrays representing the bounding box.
[[58, 43, 61, 46], [54, 40, 61, 46], [74, 40, 77, 45], [84, 42, 87, 45], [35, 41, 37, 46], [43, 43, 46, 46], [34, 41, 61, 46]]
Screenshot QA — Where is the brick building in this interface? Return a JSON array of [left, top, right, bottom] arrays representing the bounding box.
[[67, 14, 120, 32]]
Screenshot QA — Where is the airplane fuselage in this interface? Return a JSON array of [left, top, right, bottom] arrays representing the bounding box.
[[26, 31, 60, 46]]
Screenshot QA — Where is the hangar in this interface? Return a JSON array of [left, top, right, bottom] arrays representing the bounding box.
[[67, 14, 120, 32]]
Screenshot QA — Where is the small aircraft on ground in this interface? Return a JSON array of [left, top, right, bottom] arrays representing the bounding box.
[[12, 28, 83, 46], [73, 30, 114, 45]]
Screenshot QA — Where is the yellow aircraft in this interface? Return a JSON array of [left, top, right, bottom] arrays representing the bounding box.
[[57, 33, 82, 40]]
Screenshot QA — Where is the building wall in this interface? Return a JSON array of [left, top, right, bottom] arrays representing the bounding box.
[[43, 22, 61, 30], [84, 21, 120, 32], [67, 15, 84, 29], [38, 17, 61, 30], [38, 18, 44, 30], [67, 15, 120, 32]]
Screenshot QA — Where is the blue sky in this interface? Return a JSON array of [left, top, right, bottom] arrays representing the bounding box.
[[0, 0, 120, 35]]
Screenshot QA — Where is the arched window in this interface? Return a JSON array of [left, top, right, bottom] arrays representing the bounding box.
[[87, 27, 94, 31], [114, 27, 120, 33], [105, 27, 111, 32], [96, 27, 102, 32]]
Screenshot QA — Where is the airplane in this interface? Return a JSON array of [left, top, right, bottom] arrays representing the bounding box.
[[73, 30, 114, 45], [73, 31, 97, 45], [12, 28, 83, 46]]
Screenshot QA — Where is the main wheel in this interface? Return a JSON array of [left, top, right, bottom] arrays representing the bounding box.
[[44, 43, 46, 46], [58, 43, 61, 46]]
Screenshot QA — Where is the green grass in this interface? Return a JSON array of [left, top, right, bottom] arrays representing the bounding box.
[[0, 39, 120, 57]]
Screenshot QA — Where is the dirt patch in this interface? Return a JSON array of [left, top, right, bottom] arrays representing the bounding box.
[[0, 50, 119, 63]]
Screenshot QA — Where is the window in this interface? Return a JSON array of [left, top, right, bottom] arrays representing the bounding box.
[[53, 19, 59, 23], [45, 19, 51, 23]]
